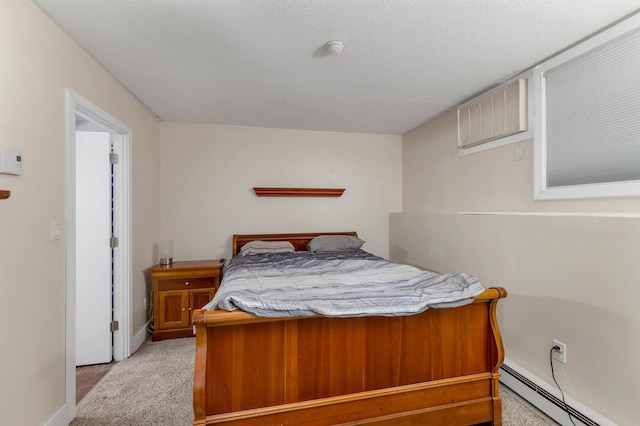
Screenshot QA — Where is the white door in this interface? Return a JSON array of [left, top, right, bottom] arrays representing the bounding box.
[[75, 130, 112, 366]]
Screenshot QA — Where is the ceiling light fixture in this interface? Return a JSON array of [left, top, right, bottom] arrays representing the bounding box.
[[324, 41, 344, 56]]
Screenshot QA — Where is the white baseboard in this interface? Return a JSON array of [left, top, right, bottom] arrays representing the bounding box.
[[133, 321, 150, 353], [44, 402, 71, 426], [500, 358, 617, 426]]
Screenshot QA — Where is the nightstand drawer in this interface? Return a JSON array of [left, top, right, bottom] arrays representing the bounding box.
[[158, 277, 215, 291]]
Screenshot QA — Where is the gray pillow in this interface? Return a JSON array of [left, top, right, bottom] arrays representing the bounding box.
[[307, 235, 365, 252]]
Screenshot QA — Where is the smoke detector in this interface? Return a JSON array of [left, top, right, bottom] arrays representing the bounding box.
[[324, 41, 345, 55]]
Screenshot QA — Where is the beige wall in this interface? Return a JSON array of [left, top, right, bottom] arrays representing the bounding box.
[[0, 1, 160, 424], [394, 109, 640, 425], [160, 123, 402, 260]]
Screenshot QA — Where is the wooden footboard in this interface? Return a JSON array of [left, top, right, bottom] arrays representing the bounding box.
[[192, 287, 507, 426]]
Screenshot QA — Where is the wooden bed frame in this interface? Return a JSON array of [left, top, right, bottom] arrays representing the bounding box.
[[192, 232, 507, 426]]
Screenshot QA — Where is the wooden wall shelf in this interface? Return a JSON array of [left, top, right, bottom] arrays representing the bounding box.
[[0, 190, 10, 200], [253, 187, 345, 197]]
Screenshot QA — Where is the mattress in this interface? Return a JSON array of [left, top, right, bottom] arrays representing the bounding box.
[[203, 249, 484, 317]]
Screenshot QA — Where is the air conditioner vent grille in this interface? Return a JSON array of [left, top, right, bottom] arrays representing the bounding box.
[[458, 79, 527, 148]]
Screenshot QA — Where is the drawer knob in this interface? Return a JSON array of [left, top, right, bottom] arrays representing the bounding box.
[[185, 281, 190, 286], [182, 307, 186, 311]]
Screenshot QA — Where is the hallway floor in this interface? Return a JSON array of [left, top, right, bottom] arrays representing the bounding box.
[[76, 363, 113, 403]]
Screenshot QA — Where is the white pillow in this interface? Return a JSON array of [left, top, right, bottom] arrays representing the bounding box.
[[239, 240, 295, 256]]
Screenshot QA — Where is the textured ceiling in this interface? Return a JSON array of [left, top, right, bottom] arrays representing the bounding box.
[[33, 0, 640, 135]]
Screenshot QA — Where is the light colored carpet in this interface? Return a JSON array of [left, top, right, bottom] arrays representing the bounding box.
[[72, 338, 194, 425], [501, 386, 557, 426], [72, 337, 554, 426]]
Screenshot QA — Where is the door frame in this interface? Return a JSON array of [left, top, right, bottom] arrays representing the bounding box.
[[64, 89, 132, 419]]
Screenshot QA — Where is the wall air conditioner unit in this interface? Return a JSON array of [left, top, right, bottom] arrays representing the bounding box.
[[457, 79, 527, 149]]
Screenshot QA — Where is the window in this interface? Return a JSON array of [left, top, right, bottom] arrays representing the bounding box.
[[534, 13, 640, 200]]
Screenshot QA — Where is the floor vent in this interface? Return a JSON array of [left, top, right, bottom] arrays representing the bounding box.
[[501, 364, 599, 426]]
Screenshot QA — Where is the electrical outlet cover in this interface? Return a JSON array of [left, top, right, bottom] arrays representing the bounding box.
[[552, 339, 567, 364]]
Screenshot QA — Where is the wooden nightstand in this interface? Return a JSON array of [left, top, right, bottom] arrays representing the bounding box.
[[150, 259, 225, 341]]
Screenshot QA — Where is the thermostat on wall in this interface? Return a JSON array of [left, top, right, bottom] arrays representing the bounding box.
[[0, 146, 23, 175]]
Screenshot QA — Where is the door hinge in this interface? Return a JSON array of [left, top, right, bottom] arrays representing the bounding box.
[[110, 236, 119, 248], [109, 152, 119, 164], [110, 320, 119, 332]]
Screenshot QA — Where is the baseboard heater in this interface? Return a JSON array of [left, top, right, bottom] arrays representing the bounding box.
[[500, 364, 599, 426]]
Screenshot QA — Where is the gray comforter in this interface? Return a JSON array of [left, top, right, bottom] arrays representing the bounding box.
[[203, 250, 485, 317]]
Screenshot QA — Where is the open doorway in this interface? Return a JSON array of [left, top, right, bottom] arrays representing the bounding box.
[[64, 89, 132, 420]]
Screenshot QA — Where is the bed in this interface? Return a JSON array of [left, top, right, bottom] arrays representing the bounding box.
[[191, 232, 507, 426]]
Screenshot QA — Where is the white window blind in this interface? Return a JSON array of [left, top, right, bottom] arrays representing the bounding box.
[[544, 28, 640, 189]]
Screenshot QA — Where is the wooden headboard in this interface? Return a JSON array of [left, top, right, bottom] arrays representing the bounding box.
[[232, 231, 358, 256]]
